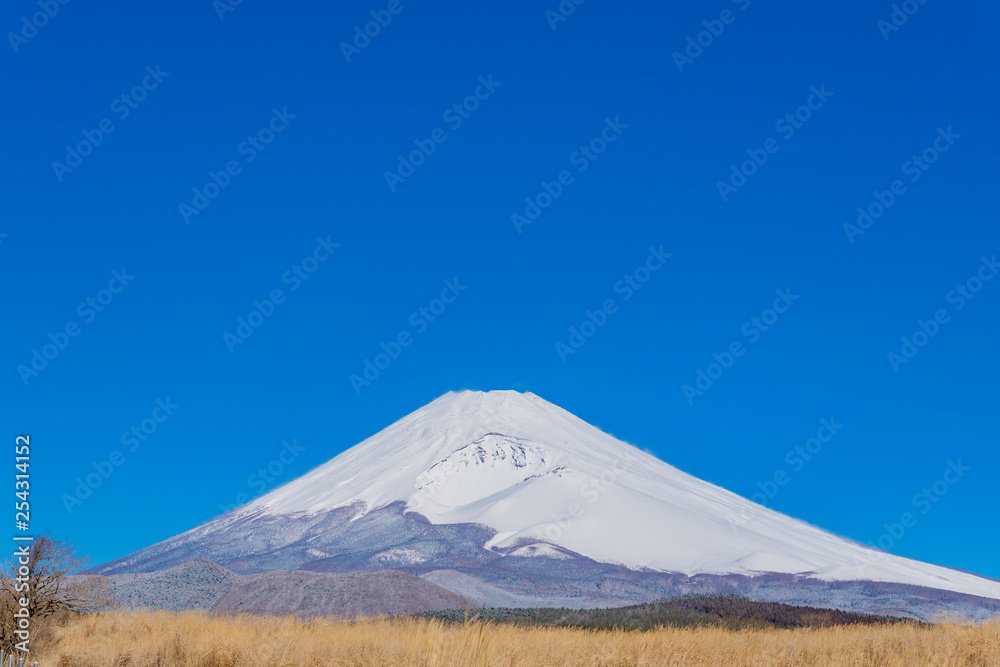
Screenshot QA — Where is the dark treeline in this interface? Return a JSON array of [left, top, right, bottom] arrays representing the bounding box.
[[415, 594, 924, 631]]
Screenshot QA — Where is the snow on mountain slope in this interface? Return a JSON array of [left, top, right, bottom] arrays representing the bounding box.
[[241, 390, 1000, 601]]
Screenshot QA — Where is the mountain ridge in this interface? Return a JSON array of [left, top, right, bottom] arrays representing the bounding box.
[[91, 390, 1000, 619]]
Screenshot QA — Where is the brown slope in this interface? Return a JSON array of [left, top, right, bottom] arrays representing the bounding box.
[[213, 568, 476, 617]]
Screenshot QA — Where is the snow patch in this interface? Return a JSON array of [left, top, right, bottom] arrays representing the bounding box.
[[509, 543, 573, 560], [305, 548, 332, 559], [371, 547, 429, 566]]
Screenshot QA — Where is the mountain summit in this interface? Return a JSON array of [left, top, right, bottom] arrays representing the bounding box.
[[95, 390, 1000, 617]]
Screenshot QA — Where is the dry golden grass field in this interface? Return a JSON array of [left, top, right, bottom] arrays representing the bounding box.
[[31, 610, 1000, 667]]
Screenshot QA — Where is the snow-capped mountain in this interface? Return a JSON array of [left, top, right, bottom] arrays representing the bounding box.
[[95, 390, 1000, 617]]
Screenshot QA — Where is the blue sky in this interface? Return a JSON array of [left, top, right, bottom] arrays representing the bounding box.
[[2, 0, 998, 579]]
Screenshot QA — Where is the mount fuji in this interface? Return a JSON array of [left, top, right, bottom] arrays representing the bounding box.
[[94, 390, 1000, 619]]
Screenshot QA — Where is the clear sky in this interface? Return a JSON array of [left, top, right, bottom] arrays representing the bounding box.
[[2, 0, 998, 579]]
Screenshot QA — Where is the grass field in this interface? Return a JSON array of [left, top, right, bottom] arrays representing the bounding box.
[[30, 609, 1000, 666]]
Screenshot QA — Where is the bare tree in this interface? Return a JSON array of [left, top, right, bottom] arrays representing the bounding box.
[[0, 535, 112, 651]]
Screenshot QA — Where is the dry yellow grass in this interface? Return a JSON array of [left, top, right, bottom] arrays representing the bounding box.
[[33, 610, 1000, 667]]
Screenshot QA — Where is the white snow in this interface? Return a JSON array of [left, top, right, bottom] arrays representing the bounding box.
[[510, 543, 574, 560], [248, 390, 1000, 601], [371, 547, 429, 566]]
